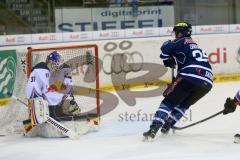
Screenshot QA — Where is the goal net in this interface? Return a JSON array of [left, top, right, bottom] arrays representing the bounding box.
[[27, 45, 100, 121], [0, 44, 100, 136]]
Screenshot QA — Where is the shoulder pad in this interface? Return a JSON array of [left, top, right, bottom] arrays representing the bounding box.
[[161, 40, 174, 51], [162, 40, 172, 46], [31, 62, 49, 72]]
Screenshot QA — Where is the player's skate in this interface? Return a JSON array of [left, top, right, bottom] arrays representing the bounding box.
[[161, 118, 175, 135], [143, 126, 160, 141], [234, 134, 240, 143]]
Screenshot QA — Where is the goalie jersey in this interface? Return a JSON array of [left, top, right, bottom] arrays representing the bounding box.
[[26, 62, 73, 106], [160, 37, 213, 87]]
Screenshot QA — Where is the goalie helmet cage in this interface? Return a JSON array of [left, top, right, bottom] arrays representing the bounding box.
[[27, 44, 100, 122]]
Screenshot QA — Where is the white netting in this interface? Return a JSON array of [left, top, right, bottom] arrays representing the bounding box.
[[0, 51, 28, 135], [29, 46, 99, 119]]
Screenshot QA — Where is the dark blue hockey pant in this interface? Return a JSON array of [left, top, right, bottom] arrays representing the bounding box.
[[151, 76, 212, 128]]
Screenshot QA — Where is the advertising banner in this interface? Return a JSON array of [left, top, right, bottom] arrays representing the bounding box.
[[1, 33, 240, 85], [0, 24, 240, 46], [31, 33, 63, 44], [0, 50, 17, 106], [0, 34, 31, 46], [55, 6, 174, 32], [194, 34, 240, 75]]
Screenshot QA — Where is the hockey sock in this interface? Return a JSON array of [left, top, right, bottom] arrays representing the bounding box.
[[150, 99, 176, 128], [169, 106, 187, 125]]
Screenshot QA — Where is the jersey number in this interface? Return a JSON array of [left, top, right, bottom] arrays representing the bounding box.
[[192, 50, 208, 62], [30, 76, 35, 82]]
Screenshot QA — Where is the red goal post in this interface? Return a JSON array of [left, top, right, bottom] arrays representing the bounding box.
[[27, 44, 100, 122]]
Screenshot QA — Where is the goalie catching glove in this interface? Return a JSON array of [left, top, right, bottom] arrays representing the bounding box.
[[68, 99, 81, 115], [61, 96, 81, 115]]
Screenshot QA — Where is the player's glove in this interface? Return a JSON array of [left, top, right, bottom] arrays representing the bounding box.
[[223, 97, 237, 115], [163, 56, 176, 68]]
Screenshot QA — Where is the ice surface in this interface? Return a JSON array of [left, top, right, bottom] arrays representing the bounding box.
[[1, 82, 240, 160]]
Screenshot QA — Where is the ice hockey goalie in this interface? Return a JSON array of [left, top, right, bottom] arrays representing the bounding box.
[[24, 51, 93, 138]]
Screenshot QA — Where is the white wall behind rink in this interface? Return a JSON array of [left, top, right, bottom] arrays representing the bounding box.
[[0, 32, 240, 86]]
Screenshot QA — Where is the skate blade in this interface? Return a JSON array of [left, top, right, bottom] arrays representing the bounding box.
[[161, 133, 169, 137], [234, 137, 240, 143], [142, 136, 154, 142]]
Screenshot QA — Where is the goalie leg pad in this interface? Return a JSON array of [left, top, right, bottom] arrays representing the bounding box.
[[30, 97, 49, 125]]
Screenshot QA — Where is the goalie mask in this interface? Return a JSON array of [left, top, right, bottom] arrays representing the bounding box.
[[47, 51, 62, 72]]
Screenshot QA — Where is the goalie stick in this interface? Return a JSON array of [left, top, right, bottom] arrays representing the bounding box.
[[172, 110, 224, 130], [8, 93, 80, 139]]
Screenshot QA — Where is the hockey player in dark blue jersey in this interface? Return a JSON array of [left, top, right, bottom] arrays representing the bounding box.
[[143, 22, 213, 140]]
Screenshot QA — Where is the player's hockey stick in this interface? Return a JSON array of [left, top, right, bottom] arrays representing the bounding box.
[[8, 94, 80, 139], [172, 110, 224, 130], [171, 67, 175, 82]]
